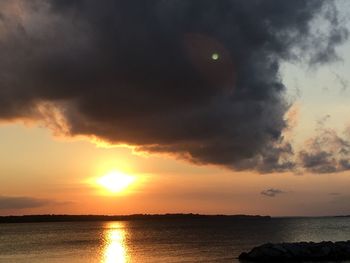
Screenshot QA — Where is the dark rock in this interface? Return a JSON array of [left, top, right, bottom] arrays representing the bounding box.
[[239, 241, 350, 261]]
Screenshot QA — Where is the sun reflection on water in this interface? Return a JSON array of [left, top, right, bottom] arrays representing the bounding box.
[[102, 222, 129, 263]]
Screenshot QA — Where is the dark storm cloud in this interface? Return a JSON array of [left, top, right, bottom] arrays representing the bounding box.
[[261, 188, 285, 197], [0, 196, 54, 210], [0, 0, 347, 172]]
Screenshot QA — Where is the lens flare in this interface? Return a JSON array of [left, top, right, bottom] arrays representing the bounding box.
[[211, 53, 219, 60]]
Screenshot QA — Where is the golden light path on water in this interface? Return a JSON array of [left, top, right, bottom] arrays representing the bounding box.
[[102, 222, 129, 263]]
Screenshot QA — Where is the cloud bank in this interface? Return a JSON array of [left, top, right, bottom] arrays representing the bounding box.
[[0, 0, 348, 173], [0, 196, 55, 210]]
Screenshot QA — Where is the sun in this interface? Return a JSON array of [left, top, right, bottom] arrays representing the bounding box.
[[96, 171, 135, 194]]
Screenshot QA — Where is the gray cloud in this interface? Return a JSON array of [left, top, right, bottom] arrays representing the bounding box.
[[333, 72, 349, 92], [299, 126, 350, 174], [261, 188, 285, 197], [0, 196, 56, 210], [0, 0, 347, 173]]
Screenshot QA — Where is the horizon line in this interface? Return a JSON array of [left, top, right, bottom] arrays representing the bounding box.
[[1, 213, 349, 218]]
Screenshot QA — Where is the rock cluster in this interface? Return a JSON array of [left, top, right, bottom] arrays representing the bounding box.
[[239, 241, 350, 261]]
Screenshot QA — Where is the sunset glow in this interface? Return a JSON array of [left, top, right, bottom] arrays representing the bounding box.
[[3, 1, 350, 262]]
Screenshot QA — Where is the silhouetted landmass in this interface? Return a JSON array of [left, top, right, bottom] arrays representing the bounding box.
[[0, 214, 270, 224], [239, 241, 350, 262]]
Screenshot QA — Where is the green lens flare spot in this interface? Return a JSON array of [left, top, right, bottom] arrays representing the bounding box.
[[211, 53, 219, 61]]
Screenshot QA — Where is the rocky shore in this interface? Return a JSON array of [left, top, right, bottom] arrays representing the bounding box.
[[239, 241, 350, 262]]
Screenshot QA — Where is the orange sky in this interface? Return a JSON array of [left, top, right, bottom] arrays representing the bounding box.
[[1, 122, 350, 217]]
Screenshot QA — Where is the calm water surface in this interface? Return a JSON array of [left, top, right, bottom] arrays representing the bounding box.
[[1, 217, 350, 262]]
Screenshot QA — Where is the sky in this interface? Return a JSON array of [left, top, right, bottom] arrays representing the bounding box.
[[1, 0, 350, 216]]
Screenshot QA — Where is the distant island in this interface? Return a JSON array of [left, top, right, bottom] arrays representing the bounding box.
[[0, 214, 270, 224]]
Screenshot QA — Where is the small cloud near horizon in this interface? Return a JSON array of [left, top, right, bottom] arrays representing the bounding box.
[[261, 188, 285, 197]]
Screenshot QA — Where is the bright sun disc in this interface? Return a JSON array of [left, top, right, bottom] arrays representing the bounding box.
[[97, 171, 135, 194]]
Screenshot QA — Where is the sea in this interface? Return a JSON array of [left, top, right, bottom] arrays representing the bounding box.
[[1, 217, 350, 263]]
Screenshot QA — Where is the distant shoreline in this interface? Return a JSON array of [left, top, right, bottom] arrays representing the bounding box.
[[2, 214, 349, 224], [0, 214, 271, 224]]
